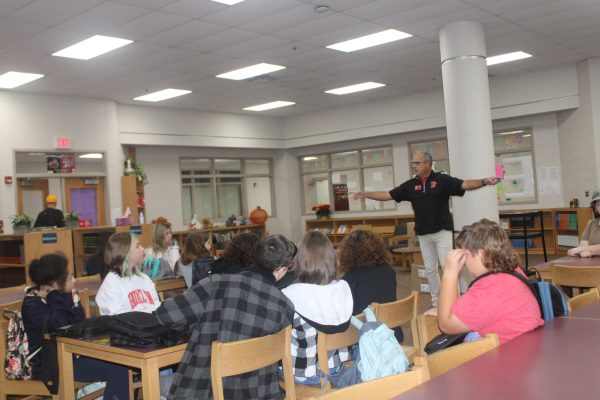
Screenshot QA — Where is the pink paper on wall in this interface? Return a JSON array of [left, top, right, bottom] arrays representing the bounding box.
[[495, 164, 504, 179]]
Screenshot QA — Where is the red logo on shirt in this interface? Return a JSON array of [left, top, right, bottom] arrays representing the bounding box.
[[415, 185, 422, 191], [431, 181, 437, 189], [127, 289, 155, 309]]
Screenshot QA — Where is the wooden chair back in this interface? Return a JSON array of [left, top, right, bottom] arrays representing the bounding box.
[[75, 274, 101, 285], [317, 313, 364, 374], [211, 325, 295, 400], [417, 314, 441, 354], [568, 287, 600, 312], [423, 333, 500, 378], [352, 225, 372, 232], [371, 292, 420, 361], [305, 365, 429, 400], [550, 265, 600, 296]]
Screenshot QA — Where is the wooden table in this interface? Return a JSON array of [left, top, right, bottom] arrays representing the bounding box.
[[531, 255, 600, 280], [393, 318, 600, 399], [57, 336, 186, 400], [0, 280, 102, 308]]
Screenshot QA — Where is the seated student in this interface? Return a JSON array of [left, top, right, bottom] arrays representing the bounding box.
[[438, 219, 544, 344], [568, 191, 600, 257], [339, 229, 401, 341], [143, 218, 178, 279], [176, 231, 214, 287], [95, 232, 161, 315], [282, 230, 353, 384], [156, 234, 295, 399], [21, 252, 129, 399], [208, 232, 260, 275]]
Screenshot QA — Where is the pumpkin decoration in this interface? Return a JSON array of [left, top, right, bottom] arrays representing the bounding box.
[[249, 206, 268, 225]]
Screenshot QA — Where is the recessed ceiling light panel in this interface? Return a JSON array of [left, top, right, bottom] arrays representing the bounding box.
[[53, 35, 133, 60], [0, 71, 44, 88], [486, 51, 532, 66], [217, 63, 286, 80], [327, 29, 412, 53], [243, 101, 295, 111], [79, 153, 103, 159], [325, 82, 386, 95], [134, 88, 192, 102], [210, 0, 247, 4]]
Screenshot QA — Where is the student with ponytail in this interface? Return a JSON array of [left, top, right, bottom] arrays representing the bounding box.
[[22, 252, 129, 399]]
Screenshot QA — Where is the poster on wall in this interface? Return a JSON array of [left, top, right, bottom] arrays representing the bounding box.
[[333, 184, 349, 211], [47, 153, 75, 173]]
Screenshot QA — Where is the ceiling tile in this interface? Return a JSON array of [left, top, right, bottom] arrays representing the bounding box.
[[57, 1, 150, 33], [106, 11, 190, 41], [159, 0, 224, 19], [180, 28, 261, 52], [202, 0, 303, 26], [0, 20, 47, 48], [9, 0, 103, 26], [144, 19, 228, 47], [273, 13, 363, 41], [211, 35, 290, 58]]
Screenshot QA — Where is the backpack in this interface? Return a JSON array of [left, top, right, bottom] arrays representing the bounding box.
[[328, 307, 409, 388], [142, 256, 176, 280], [110, 311, 189, 348], [55, 315, 114, 339], [3, 309, 35, 380]]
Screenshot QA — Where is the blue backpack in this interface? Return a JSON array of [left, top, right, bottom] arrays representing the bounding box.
[[327, 307, 410, 388]]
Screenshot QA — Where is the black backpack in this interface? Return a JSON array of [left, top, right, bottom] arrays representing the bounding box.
[[110, 311, 189, 348], [55, 315, 114, 339]]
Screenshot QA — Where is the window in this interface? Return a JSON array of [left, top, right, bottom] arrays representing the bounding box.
[[180, 158, 273, 223], [300, 147, 395, 214], [408, 128, 536, 205]]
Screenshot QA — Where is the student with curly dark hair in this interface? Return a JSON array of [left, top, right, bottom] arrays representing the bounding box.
[[438, 219, 544, 344], [340, 229, 397, 316], [209, 232, 260, 275]]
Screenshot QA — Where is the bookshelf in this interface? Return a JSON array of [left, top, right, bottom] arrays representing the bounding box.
[[72, 226, 116, 277], [173, 224, 267, 256], [0, 234, 25, 287], [121, 175, 145, 225], [553, 207, 592, 254]]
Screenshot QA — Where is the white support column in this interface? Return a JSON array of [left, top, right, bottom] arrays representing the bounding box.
[[439, 21, 499, 229]]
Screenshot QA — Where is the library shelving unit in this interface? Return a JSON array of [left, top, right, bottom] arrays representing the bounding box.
[[553, 207, 592, 254], [0, 234, 26, 287], [173, 224, 267, 255], [305, 215, 415, 248], [72, 226, 117, 277], [24, 229, 74, 285], [121, 175, 145, 225]]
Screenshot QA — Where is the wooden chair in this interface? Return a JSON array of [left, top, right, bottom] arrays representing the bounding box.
[[568, 287, 600, 312], [421, 333, 500, 379], [352, 225, 372, 232], [211, 325, 296, 400], [76, 273, 101, 285], [417, 314, 441, 354], [371, 292, 420, 362], [1, 304, 104, 400], [304, 365, 429, 400], [550, 265, 600, 297]]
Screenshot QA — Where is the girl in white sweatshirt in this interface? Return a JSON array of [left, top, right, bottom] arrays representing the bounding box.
[[96, 232, 161, 315], [282, 230, 354, 384]]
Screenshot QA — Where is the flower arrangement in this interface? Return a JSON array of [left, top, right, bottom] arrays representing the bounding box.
[[151, 216, 171, 229], [312, 204, 331, 218], [10, 214, 33, 226]]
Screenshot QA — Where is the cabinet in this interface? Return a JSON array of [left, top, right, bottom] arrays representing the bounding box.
[[121, 175, 145, 225], [0, 234, 26, 286], [552, 207, 592, 254], [24, 229, 74, 285]]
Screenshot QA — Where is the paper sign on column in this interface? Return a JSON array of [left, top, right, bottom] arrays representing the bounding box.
[[538, 166, 561, 195]]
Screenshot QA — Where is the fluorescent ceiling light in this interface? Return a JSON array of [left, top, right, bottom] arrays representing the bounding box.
[[134, 88, 192, 102], [243, 101, 295, 111], [303, 156, 318, 161], [216, 63, 285, 80], [326, 29, 412, 53], [523, 134, 532, 137], [0, 71, 44, 89], [325, 82, 386, 95], [210, 0, 247, 4], [53, 35, 133, 60], [79, 153, 103, 159], [486, 51, 531, 66], [497, 130, 525, 136]]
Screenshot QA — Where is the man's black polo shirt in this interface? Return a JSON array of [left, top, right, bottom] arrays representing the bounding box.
[[389, 172, 465, 235], [33, 208, 65, 228]]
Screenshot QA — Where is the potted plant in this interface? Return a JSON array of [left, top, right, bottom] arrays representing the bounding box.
[[124, 157, 148, 185], [10, 214, 33, 234], [64, 211, 80, 228]]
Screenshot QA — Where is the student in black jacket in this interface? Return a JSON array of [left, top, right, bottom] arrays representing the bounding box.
[[33, 194, 65, 228], [21, 252, 129, 399]]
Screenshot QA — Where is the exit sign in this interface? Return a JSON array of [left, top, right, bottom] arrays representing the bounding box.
[[54, 136, 71, 149]]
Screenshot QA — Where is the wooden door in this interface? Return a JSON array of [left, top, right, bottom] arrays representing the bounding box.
[[65, 177, 106, 226], [17, 178, 49, 218]]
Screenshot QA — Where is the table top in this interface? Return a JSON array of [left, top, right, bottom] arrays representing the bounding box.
[[564, 300, 600, 320], [393, 318, 600, 399], [57, 335, 187, 359], [531, 255, 600, 272]]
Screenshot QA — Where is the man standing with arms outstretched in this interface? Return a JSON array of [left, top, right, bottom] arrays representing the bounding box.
[[353, 151, 497, 316]]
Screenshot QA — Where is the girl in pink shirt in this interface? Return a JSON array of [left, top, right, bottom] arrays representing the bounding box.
[[438, 219, 544, 344]]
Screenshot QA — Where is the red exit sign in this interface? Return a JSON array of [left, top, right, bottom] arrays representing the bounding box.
[[53, 136, 71, 149]]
